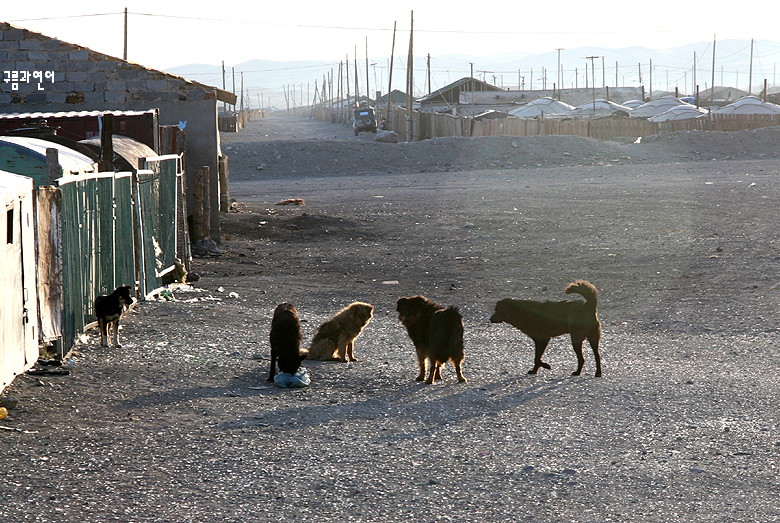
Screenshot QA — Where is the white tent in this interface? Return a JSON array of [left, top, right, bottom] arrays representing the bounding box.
[[712, 96, 780, 115], [648, 104, 708, 122], [621, 99, 645, 109], [508, 97, 575, 117], [568, 99, 632, 118], [630, 97, 690, 118]]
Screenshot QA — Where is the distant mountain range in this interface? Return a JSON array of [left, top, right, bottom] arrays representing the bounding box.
[[166, 39, 780, 109]]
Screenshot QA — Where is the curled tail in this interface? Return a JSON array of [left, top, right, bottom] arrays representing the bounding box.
[[564, 280, 598, 306]]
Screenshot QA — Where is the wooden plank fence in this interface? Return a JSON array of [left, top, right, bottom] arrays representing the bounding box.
[[311, 106, 780, 141]]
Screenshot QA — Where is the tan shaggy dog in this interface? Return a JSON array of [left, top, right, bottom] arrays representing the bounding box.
[[307, 302, 374, 362], [489, 280, 602, 377]]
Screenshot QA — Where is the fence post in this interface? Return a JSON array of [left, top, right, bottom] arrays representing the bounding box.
[[219, 156, 230, 213]]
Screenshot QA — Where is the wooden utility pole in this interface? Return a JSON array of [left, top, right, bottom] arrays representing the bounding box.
[[123, 7, 128, 61], [354, 47, 359, 105], [711, 35, 716, 103], [221, 61, 226, 113], [232, 67, 236, 111], [748, 38, 754, 94], [346, 53, 351, 107], [406, 11, 414, 141], [365, 37, 370, 102], [649, 59, 653, 100], [427, 53, 431, 95], [387, 21, 397, 122]]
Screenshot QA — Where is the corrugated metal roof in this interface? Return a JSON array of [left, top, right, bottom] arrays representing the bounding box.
[[0, 110, 155, 120]]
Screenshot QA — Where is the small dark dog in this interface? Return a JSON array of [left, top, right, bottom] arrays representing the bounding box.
[[268, 303, 307, 382], [489, 280, 602, 377], [307, 302, 374, 362], [95, 285, 134, 347], [396, 295, 467, 384]]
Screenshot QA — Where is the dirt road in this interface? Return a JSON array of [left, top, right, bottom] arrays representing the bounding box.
[[2, 116, 780, 522]]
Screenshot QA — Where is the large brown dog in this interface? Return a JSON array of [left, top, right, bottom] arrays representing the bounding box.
[[307, 302, 374, 362], [268, 303, 307, 382], [489, 280, 602, 377], [396, 296, 467, 384]]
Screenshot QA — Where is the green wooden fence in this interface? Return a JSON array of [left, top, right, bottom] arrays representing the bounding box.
[[55, 155, 185, 352]]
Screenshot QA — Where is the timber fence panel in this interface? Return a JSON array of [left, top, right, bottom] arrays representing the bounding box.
[[114, 173, 136, 289], [134, 169, 162, 298]]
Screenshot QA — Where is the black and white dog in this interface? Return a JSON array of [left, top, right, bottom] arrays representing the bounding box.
[[95, 285, 134, 347]]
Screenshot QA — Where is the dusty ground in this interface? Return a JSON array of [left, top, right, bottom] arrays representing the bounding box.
[[2, 115, 780, 522]]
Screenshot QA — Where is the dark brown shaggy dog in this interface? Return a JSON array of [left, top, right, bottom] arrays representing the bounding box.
[[396, 296, 467, 384], [489, 280, 602, 377], [95, 285, 134, 347], [268, 303, 307, 382], [307, 302, 374, 362]]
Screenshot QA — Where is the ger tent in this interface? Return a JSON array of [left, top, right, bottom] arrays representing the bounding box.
[[569, 99, 631, 118], [508, 97, 575, 117], [712, 96, 780, 115], [648, 105, 708, 122], [630, 97, 690, 118]]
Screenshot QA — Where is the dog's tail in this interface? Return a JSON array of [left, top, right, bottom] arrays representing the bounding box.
[[565, 280, 598, 307]]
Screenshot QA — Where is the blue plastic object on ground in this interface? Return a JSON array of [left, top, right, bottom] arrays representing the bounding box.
[[273, 367, 311, 388]]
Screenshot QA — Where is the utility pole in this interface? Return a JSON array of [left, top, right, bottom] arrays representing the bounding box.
[[221, 61, 226, 113], [354, 47, 359, 105], [427, 54, 431, 95], [711, 35, 717, 103], [556, 48, 563, 99], [649, 59, 653, 100], [123, 7, 128, 60], [365, 37, 370, 102], [586, 56, 598, 115], [748, 38, 754, 94], [602, 56, 605, 88], [232, 67, 236, 112], [406, 10, 414, 141], [387, 21, 397, 121]]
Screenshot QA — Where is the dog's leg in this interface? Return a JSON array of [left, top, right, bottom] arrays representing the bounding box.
[[529, 337, 552, 374], [571, 336, 585, 376], [453, 359, 467, 383], [267, 350, 277, 382], [111, 319, 121, 347], [415, 348, 427, 381], [336, 337, 349, 362], [99, 319, 108, 347], [589, 335, 602, 377], [425, 362, 441, 384], [346, 340, 359, 362]]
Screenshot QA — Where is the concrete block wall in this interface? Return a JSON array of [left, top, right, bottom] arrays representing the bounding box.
[[1, 22, 225, 242], [1, 23, 212, 107]]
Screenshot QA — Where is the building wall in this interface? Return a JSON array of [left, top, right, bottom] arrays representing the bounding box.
[[0, 23, 222, 240]]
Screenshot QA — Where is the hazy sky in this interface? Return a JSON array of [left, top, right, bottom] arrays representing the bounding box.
[[5, 1, 780, 70]]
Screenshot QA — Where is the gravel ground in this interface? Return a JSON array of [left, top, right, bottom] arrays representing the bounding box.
[[2, 116, 780, 522]]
